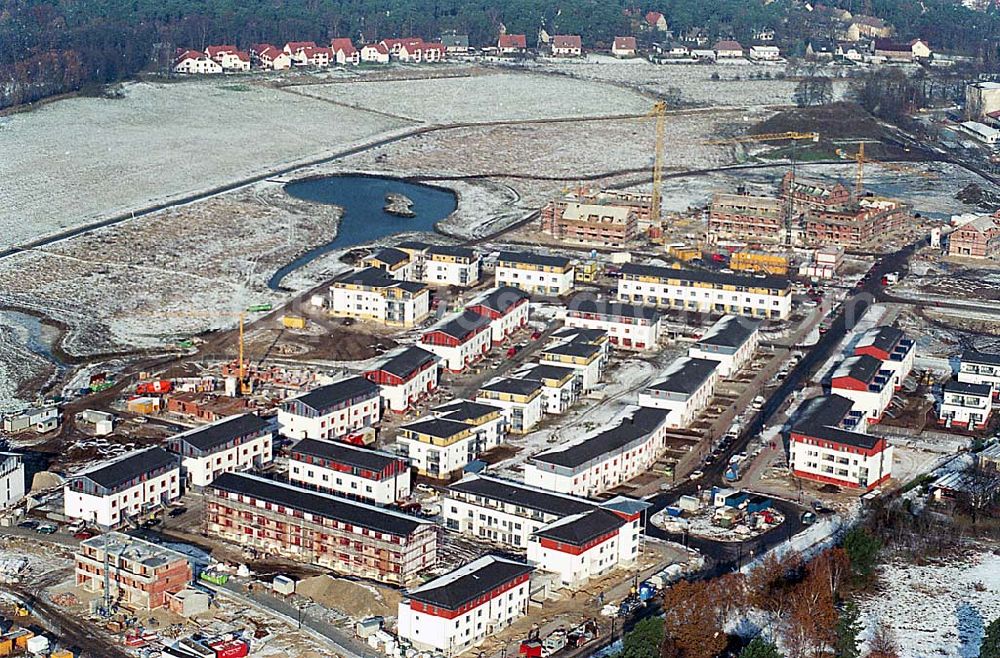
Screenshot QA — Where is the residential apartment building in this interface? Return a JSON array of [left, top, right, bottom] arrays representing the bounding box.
[[830, 355, 894, 424], [76, 533, 192, 610], [397, 556, 533, 655], [564, 299, 661, 351], [638, 357, 719, 428], [467, 286, 530, 344], [475, 378, 544, 434], [64, 447, 181, 528], [853, 326, 914, 390], [329, 268, 431, 327], [939, 381, 993, 430], [288, 438, 411, 505], [540, 201, 637, 247], [423, 245, 481, 286], [524, 407, 671, 496], [0, 453, 25, 509], [495, 252, 575, 296], [421, 310, 493, 372], [958, 350, 1000, 394], [206, 473, 436, 585], [167, 413, 272, 488], [538, 332, 608, 392], [708, 194, 785, 243], [278, 377, 381, 441], [687, 315, 760, 377], [398, 401, 507, 479], [789, 395, 892, 490], [948, 214, 1000, 259], [617, 263, 792, 320], [364, 346, 440, 413], [527, 509, 632, 588], [517, 364, 579, 414], [362, 248, 417, 281]]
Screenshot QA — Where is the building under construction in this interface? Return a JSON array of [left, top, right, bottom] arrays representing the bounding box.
[[75, 533, 192, 611], [708, 172, 911, 249], [540, 188, 651, 246]]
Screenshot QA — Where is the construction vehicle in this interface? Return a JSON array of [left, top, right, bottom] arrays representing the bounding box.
[[566, 619, 600, 649], [135, 380, 172, 396], [520, 626, 543, 658]]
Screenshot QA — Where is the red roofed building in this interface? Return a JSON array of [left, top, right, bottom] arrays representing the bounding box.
[[551, 35, 582, 57], [284, 41, 317, 64], [645, 11, 668, 31], [466, 286, 530, 344], [173, 50, 223, 75], [331, 38, 360, 65], [206, 45, 250, 71], [205, 45, 237, 60], [420, 42, 446, 62], [301, 45, 332, 67], [714, 40, 744, 58], [257, 45, 292, 70], [381, 38, 423, 57], [498, 33, 528, 54], [361, 43, 390, 64], [612, 36, 637, 58]]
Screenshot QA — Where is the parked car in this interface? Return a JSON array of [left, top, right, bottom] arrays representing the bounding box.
[[36, 523, 57, 534], [74, 530, 96, 540], [17, 520, 39, 530], [168, 507, 188, 518], [142, 518, 162, 528], [689, 470, 704, 480]]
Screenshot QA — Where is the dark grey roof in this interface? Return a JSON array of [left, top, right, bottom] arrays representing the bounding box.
[[962, 350, 1000, 366], [371, 346, 439, 379], [78, 447, 178, 491], [944, 381, 993, 397], [441, 33, 470, 48], [552, 328, 607, 344], [473, 286, 530, 314], [793, 422, 881, 450], [428, 310, 492, 341], [519, 364, 576, 382], [172, 414, 269, 453], [426, 245, 476, 260], [542, 341, 601, 359], [533, 509, 625, 545], [291, 438, 402, 472], [619, 263, 790, 291], [479, 378, 543, 396], [406, 556, 533, 610], [832, 354, 883, 384], [211, 473, 427, 536], [368, 247, 410, 267], [397, 240, 430, 251], [567, 298, 661, 322], [698, 316, 760, 348], [792, 395, 878, 449], [499, 251, 571, 269], [532, 407, 669, 468], [401, 417, 472, 439], [335, 267, 426, 294], [855, 326, 905, 354], [647, 358, 718, 395], [448, 475, 596, 517], [434, 400, 502, 422], [286, 377, 379, 413]]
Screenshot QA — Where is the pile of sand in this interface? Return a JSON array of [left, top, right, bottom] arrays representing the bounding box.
[[295, 575, 402, 619]]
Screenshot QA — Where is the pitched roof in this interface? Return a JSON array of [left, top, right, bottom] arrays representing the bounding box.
[[75, 447, 178, 491], [962, 350, 1000, 367], [714, 40, 743, 51], [335, 267, 428, 293], [285, 41, 317, 51], [175, 49, 206, 63], [855, 326, 906, 354], [441, 34, 470, 48], [533, 509, 624, 545], [285, 377, 379, 414], [614, 37, 637, 50], [619, 263, 790, 291], [645, 10, 664, 26], [567, 298, 661, 322], [433, 400, 502, 422], [370, 346, 439, 380], [291, 438, 402, 472], [874, 39, 910, 52], [532, 407, 670, 469], [330, 38, 357, 54], [205, 45, 237, 58], [499, 251, 571, 269], [406, 556, 533, 610], [478, 378, 543, 397], [472, 286, 530, 314], [171, 414, 269, 453], [366, 247, 411, 267], [541, 340, 602, 359], [647, 357, 718, 395], [792, 395, 879, 449], [794, 394, 856, 431], [553, 35, 582, 49], [518, 364, 576, 383], [698, 315, 760, 348], [426, 244, 475, 260], [832, 354, 884, 385], [363, 43, 390, 54], [448, 474, 597, 517], [401, 417, 472, 439], [426, 310, 492, 341], [498, 34, 527, 49]]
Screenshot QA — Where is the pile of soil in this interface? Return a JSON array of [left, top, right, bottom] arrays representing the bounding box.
[[752, 102, 886, 141], [956, 183, 1000, 210], [295, 575, 402, 618]]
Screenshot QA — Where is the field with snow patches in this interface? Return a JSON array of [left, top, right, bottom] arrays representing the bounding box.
[[293, 71, 654, 123], [860, 549, 1000, 658], [0, 79, 408, 251]]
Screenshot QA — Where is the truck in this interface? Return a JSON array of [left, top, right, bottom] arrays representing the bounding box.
[[246, 304, 273, 313]]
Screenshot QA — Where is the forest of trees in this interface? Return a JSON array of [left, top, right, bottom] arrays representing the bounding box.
[[2, 0, 1000, 109]]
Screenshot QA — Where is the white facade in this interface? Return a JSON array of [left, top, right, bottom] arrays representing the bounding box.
[[399, 403, 507, 479], [495, 253, 575, 296], [526, 510, 638, 588], [361, 44, 391, 63], [173, 429, 273, 488], [748, 45, 780, 60], [468, 287, 530, 345], [330, 269, 431, 327], [379, 365, 438, 413], [638, 357, 719, 428], [830, 356, 894, 424], [424, 253, 481, 287], [288, 440, 411, 505], [475, 382, 544, 434], [958, 351, 1000, 393], [563, 303, 661, 351], [789, 431, 893, 490], [939, 382, 993, 429], [278, 378, 381, 441], [0, 454, 25, 509], [173, 53, 223, 74], [518, 365, 578, 414], [217, 51, 250, 71], [421, 312, 494, 372], [687, 315, 760, 377]]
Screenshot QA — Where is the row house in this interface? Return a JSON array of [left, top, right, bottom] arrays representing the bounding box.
[[167, 413, 272, 488], [540, 201, 638, 248], [563, 298, 661, 351], [205, 45, 250, 71], [330, 38, 360, 65], [475, 378, 545, 435], [958, 350, 1000, 395], [498, 34, 528, 55], [289, 438, 411, 505], [381, 38, 445, 63], [252, 44, 293, 70], [173, 50, 223, 75], [638, 357, 719, 428], [467, 286, 530, 344], [496, 252, 575, 296], [830, 355, 895, 424], [687, 315, 760, 377], [206, 473, 436, 585], [789, 395, 891, 490], [516, 364, 579, 414], [421, 310, 493, 372], [853, 326, 914, 390], [329, 267, 431, 327], [64, 447, 181, 528], [551, 35, 583, 57], [364, 346, 440, 413], [617, 263, 793, 320], [524, 407, 670, 497], [527, 508, 639, 589], [278, 376, 381, 441], [948, 214, 1000, 259], [397, 400, 507, 479], [397, 556, 533, 655], [538, 332, 607, 392], [612, 37, 637, 58], [76, 533, 192, 610], [939, 381, 993, 430], [361, 43, 391, 64]]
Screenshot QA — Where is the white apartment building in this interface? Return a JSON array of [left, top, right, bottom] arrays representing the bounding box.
[[467, 286, 531, 344], [687, 315, 760, 377], [398, 401, 506, 479], [939, 381, 993, 430], [361, 247, 419, 281], [524, 407, 670, 496], [167, 414, 273, 488], [517, 364, 579, 414], [422, 245, 481, 287], [830, 355, 894, 424], [538, 334, 607, 392], [748, 45, 780, 60], [638, 357, 719, 428], [288, 438, 411, 505], [431, 399, 508, 446], [278, 377, 381, 441], [364, 346, 440, 414], [421, 310, 493, 372], [495, 252, 575, 296], [527, 509, 634, 588], [64, 447, 181, 528], [329, 267, 431, 327], [564, 299, 662, 351], [475, 378, 545, 434], [0, 453, 25, 509], [617, 263, 792, 320], [397, 556, 533, 656], [958, 350, 1000, 394], [853, 326, 915, 390]]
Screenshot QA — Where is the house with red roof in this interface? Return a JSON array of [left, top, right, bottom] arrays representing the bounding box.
[[361, 43, 390, 64], [645, 11, 668, 31], [331, 38, 360, 65], [173, 50, 223, 75], [421, 42, 446, 62], [612, 36, 637, 58], [714, 40, 744, 58], [396, 40, 447, 63], [498, 33, 528, 55], [551, 35, 582, 57], [256, 46, 292, 70], [206, 46, 250, 71], [284, 41, 317, 64], [301, 45, 332, 67]]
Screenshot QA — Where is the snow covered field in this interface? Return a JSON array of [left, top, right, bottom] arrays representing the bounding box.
[[0, 79, 408, 251], [294, 71, 653, 123]]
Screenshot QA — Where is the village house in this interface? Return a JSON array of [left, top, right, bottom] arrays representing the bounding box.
[[467, 286, 530, 344], [421, 310, 493, 372], [939, 381, 993, 430], [714, 40, 744, 59], [563, 298, 662, 351], [655, 42, 691, 59], [551, 35, 582, 57], [76, 533, 192, 610], [364, 346, 440, 414], [329, 267, 431, 327], [852, 326, 915, 390], [645, 11, 668, 32], [475, 378, 545, 434], [206, 472, 437, 585], [300, 45, 332, 67], [748, 45, 780, 61], [204, 45, 250, 71], [873, 39, 929, 62], [253, 45, 292, 70], [830, 355, 894, 424], [330, 38, 360, 65], [517, 364, 579, 414], [498, 33, 528, 55], [638, 357, 719, 428], [687, 315, 760, 377], [612, 37, 637, 58], [173, 50, 223, 74], [949, 214, 1000, 259], [847, 15, 892, 40], [958, 350, 1000, 394], [361, 43, 391, 64], [278, 376, 381, 441], [167, 413, 273, 488], [288, 438, 411, 505], [836, 42, 865, 62], [496, 251, 576, 296], [441, 33, 471, 54], [64, 447, 181, 528]]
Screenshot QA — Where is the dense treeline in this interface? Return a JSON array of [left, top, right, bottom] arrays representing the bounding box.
[[1, 0, 999, 109]]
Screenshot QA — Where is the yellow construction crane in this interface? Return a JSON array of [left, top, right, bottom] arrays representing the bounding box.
[[838, 142, 937, 197], [705, 131, 820, 146], [648, 101, 667, 226]]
